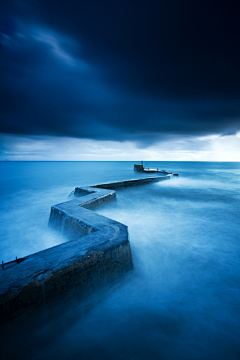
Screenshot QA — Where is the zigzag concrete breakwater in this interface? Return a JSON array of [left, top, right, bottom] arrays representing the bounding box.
[[0, 175, 170, 323]]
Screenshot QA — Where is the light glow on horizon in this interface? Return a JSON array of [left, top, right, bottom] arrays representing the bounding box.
[[1, 133, 240, 161]]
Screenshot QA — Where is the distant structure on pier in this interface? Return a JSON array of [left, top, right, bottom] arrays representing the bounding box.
[[134, 162, 172, 174], [134, 163, 144, 171]]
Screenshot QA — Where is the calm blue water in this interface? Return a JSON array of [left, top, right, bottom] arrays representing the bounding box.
[[1, 161, 240, 360], [0, 161, 156, 260]]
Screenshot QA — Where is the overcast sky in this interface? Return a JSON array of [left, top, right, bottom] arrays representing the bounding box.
[[1, 0, 240, 160]]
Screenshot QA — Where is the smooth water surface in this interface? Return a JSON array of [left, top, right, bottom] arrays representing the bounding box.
[[0, 161, 155, 260], [1, 161, 240, 360]]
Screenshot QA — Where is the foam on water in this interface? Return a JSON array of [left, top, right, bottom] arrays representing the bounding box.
[[0, 186, 72, 260], [1, 161, 240, 360]]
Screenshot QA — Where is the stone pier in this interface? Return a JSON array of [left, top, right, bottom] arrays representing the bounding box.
[[0, 175, 170, 323]]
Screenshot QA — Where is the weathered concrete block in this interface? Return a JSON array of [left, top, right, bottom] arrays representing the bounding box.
[[0, 212, 132, 323], [134, 164, 144, 171], [0, 175, 170, 324], [92, 175, 170, 190]]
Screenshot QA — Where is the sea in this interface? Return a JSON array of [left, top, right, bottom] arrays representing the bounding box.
[[0, 161, 240, 360]]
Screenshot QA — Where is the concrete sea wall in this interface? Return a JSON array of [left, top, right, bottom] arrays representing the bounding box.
[[0, 175, 170, 324]]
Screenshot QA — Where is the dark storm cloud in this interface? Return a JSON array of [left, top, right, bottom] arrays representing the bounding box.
[[1, 0, 240, 144]]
